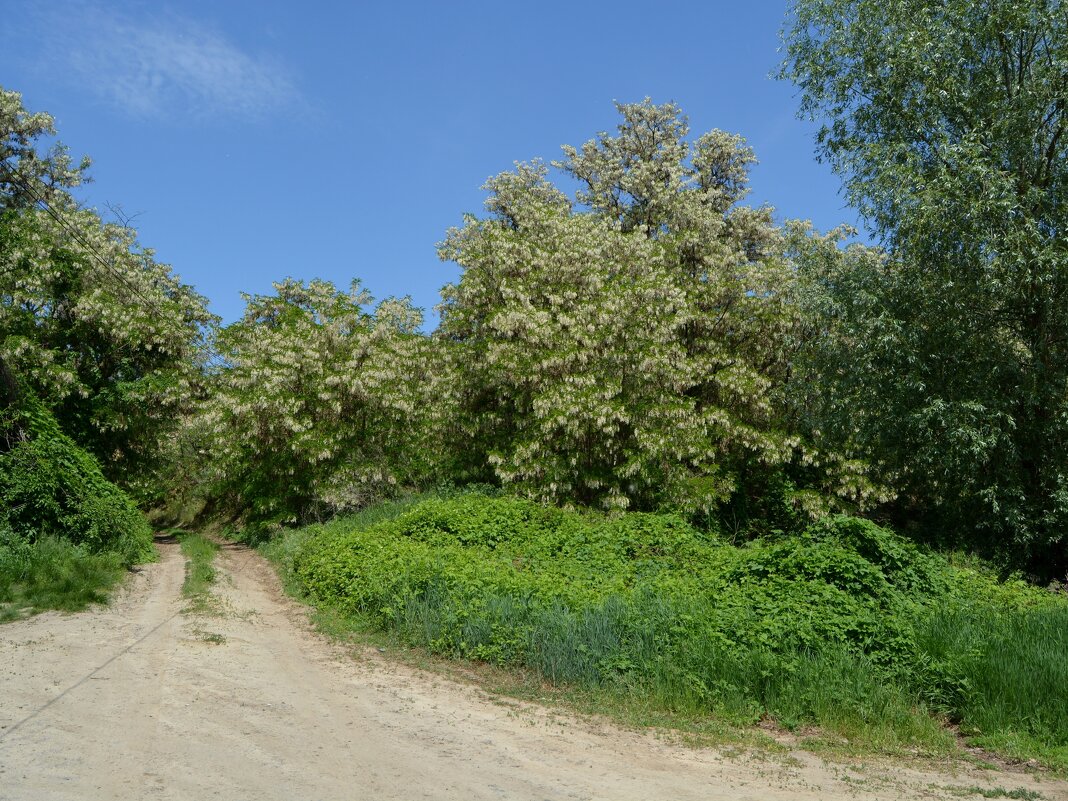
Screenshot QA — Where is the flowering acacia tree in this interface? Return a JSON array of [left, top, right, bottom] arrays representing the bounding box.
[[439, 101, 811, 512], [0, 87, 215, 494], [196, 278, 446, 525]]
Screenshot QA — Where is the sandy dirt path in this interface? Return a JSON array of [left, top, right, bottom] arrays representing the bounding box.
[[0, 538, 1064, 801]]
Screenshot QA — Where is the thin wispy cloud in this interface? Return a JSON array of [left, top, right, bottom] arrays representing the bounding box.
[[31, 3, 299, 121]]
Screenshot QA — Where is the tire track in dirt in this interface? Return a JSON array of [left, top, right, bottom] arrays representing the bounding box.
[[1, 538, 1064, 800]]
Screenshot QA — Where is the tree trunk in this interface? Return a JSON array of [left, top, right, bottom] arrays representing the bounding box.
[[0, 354, 19, 410]]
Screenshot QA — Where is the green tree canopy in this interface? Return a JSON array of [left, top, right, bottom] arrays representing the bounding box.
[[782, 0, 1068, 568], [0, 87, 215, 494], [193, 278, 445, 525], [439, 100, 844, 513]]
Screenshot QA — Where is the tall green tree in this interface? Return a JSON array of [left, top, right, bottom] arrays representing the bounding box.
[[782, 0, 1068, 567], [439, 101, 831, 513], [0, 87, 215, 495], [0, 87, 87, 412], [193, 279, 446, 525]]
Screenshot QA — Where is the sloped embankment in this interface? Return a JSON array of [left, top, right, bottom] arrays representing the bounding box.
[[286, 494, 1068, 767]]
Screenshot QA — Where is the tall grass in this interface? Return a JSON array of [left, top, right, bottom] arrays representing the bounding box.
[[916, 605, 1068, 764], [0, 533, 126, 622], [383, 582, 950, 751]]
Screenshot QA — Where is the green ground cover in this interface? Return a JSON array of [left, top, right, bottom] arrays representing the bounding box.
[[0, 400, 156, 622], [268, 493, 1068, 768], [177, 531, 219, 606], [0, 529, 127, 622]]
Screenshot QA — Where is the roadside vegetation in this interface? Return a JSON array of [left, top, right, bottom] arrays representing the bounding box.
[[3, 0, 1066, 777], [0, 85, 208, 619], [265, 492, 1068, 769], [177, 531, 219, 611], [0, 529, 127, 622], [0, 398, 155, 621]]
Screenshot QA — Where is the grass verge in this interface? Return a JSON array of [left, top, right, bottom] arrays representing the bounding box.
[[302, 597, 785, 753], [0, 534, 127, 622], [257, 493, 1068, 773]]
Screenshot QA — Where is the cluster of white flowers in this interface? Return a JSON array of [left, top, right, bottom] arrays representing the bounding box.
[[193, 278, 449, 521], [433, 100, 824, 511], [2, 88, 216, 491], [171, 100, 886, 521]]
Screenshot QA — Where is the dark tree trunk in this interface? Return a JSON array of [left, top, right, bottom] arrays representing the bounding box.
[[0, 354, 19, 411], [0, 354, 23, 452]]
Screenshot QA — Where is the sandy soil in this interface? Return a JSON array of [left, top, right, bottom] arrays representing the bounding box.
[[0, 538, 1064, 801]]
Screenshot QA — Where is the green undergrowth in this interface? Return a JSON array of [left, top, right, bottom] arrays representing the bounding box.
[[0, 395, 156, 622], [177, 530, 219, 613], [1, 397, 155, 564], [0, 528, 127, 622], [263, 492, 1068, 769], [302, 597, 785, 753]]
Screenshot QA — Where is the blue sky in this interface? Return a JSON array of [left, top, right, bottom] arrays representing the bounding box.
[[4, 0, 859, 327]]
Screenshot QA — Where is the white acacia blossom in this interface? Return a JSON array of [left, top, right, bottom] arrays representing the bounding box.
[[438, 101, 824, 511], [0, 87, 215, 492], [196, 278, 449, 523]]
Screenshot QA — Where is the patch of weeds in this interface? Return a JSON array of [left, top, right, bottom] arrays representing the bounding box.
[[917, 605, 1068, 772], [254, 495, 1068, 777], [289, 597, 788, 759], [937, 785, 1045, 800], [283, 495, 1068, 771], [188, 625, 227, 645], [0, 533, 127, 622], [177, 531, 220, 615]]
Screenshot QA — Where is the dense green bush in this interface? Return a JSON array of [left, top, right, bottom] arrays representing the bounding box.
[[285, 494, 1067, 762], [0, 398, 154, 564], [293, 497, 941, 667], [0, 396, 153, 618]]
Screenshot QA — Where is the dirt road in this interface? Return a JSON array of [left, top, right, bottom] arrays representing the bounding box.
[[0, 539, 1063, 801]]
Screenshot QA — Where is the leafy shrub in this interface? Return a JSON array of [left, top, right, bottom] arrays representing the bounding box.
[[285, 495, 1067, 761], [0, 397, 153, 564], [294, 502, 952, 668]]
